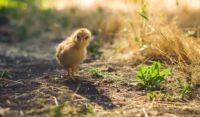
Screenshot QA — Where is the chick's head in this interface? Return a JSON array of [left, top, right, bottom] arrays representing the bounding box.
[[74, 28, 91, 46]]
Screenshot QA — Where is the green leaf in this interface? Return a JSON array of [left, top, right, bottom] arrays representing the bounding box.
[[151, 69, 158, 78], [137, 72, 143, 78], [142, 4, 147, 13], [151, 62, 156, 73], [117, 46, 121, 50], [152, 92, 157, 97], [147, 93, 153, 98], [35, 98, 46, 105], [138, 12, 149, 21], [147, 69, 152, 77], [170, 97, 174, 101], [176, 78, 183, 88], [90, 67, 101, 75], [129, 22, 133, 26], [151, 62, 160, 77], [154, 76, 164, 83], [139, 64, 146, 77], [156, 61, 160, 73], [182, 85, 188, 94], [137, 82, 145, 86], [136, 77, 145, 85], [160, 67, 171, 76], [0, 71, 13, 78], [176, 78, 182, 84], [98, 40, 103, 46], [134, 37, 140, 47], [173, 92, 177, 97], [182, 85, 188, 99]]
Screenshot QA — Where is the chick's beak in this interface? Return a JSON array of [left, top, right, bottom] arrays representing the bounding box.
[[81, 37, 84, 43]]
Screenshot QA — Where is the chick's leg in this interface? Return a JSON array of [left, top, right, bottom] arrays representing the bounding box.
[[69, 67, 78, 74], [69, 68, 72, 71], [73, 67, 79, 74], [72, 68, 75, 77], [67, 69, 73, 79]]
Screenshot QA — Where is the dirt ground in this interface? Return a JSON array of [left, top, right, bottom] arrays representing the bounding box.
[[1, 39, 200, 117]]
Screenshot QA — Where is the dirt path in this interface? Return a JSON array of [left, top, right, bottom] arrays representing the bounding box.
[[1, 40, 200, 117]]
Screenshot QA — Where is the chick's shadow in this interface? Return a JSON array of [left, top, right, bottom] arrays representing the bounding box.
[[62, 78, 115, 110]]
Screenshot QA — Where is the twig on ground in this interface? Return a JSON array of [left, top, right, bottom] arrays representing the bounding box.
[[71, 83, 81, 101], [73, 98, 88, 102], [73, 94, 88, 100], [0, 78, 24, 85], [142, 107, 148, 117], [53, 97, 58, 106], [19, 110, 24, 116], [148, 97, 155, 110]]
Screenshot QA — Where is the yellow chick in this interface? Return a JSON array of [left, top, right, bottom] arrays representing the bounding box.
[[56, 28, 91, 79]]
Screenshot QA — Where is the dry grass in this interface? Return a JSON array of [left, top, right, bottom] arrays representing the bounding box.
[[90, 0, 200, 86], [142, 16, 200, 64]]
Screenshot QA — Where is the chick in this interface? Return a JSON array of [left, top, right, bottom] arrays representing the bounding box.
[[56, 28, 91, 79]]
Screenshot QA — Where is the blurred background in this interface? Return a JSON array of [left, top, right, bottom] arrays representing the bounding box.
[[0, 0, 200, 63]]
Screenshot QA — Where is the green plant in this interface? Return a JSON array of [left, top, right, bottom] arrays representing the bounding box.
[[0, 71, 13, 87], [49, 105, 63, 117], [35, 98, 46, 105], [0, 71, 13, 78], [147, 91, 180, 102], [176, 72, 200, 99], [89, 67, 103, 78], [78, 105, 94, 115], [87, 40, 103, 59], [49, 104, 94, 117], [147, 92, 157, 100], [136, 61, 171, 90], [90, 67, 101, 75]]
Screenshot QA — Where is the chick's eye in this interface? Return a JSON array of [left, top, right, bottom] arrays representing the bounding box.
[[85, 36, 89, 40], [77, 36, 80, 39]]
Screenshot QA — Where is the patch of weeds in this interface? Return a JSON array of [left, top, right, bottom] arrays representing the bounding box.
[[87, 40, 103, 59], [0, 71, 13, 78], [90, 67, 100, 75], [49, 105, 63, 117], [176, 72, 200, 99], [158, 92, 177, 101], [49, 104, 94, 117], [147, 91, 180, 101], [77, 105, 94, 115], [0, 71, 13, 87], [135, 61, 171, 90], [35, 98, 46, 106], [89, 67, 103, 78], [1, 82, 6, 87], [147, 72, 200, 101], [147, 92, 157, 100]]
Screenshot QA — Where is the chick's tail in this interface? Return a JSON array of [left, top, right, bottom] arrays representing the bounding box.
[[56, 46, 62, 62]]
